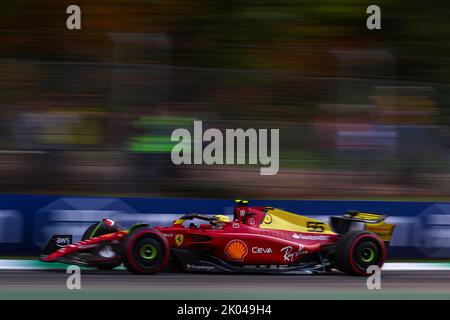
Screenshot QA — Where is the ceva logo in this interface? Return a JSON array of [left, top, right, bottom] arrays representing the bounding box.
[[252, 247, 273, 254]]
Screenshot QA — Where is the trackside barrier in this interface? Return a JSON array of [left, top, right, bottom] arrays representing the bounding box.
[[0, 194, 449, 258]]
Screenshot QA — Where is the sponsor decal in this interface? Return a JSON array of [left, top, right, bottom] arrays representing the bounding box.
[[240, 210, 246, 217], [232, 222, 240, 228], [56, 236, 71, 248], [164, 233, 174, 238], [263, 213, 272, 224], [186, 264, 215, 271], [292, 233, 329, 241], [225, 239, 248, 261], [175, 234, 184, 246], [248, 218, 255, 225], [244, 264, 286, 269], [252, 247, 273, 254], [281, 245, 308, 262]]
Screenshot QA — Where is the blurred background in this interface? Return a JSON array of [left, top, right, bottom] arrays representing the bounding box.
[[1, 0, 450, 200]]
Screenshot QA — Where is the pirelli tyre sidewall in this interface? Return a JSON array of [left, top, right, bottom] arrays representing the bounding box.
[[335, 231, 386, 276], [122, 227, 170, 274]]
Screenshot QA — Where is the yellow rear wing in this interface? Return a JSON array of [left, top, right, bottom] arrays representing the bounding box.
[[330, 211, 395, 243]]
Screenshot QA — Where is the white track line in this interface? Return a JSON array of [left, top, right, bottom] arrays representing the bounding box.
[[382, 263, 450, 271]]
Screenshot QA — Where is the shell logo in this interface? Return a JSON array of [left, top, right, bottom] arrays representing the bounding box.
[[225, 240, 248, 261]]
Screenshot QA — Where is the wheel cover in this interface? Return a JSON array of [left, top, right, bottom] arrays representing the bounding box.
[[361, 247, 375, 263], [139, 244, 157, 260], [131, 236, 164, 270], [354, 240, 380, 270]]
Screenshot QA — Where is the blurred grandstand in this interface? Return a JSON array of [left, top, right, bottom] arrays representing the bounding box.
[[1, 0, 450, 199]]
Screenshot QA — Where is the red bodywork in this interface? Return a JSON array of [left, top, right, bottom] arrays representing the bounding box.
[[156, 205, 339, 265], [42, 205, 339, 266]]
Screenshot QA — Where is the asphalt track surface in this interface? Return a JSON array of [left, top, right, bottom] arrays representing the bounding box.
[[0, 269, 449, 299]]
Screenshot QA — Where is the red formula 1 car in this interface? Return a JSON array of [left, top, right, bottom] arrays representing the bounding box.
[[41, 200, 395, 276]]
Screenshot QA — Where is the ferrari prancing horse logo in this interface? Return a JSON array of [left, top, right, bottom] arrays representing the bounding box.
[[175, 234, 184, 246]]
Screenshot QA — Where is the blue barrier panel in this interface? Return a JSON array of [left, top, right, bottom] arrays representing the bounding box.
[[0, 194, 449, 258]]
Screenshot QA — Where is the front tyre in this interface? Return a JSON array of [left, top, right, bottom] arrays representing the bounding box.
[[122, 227, 170, 274], [335, 231, 386, 276]]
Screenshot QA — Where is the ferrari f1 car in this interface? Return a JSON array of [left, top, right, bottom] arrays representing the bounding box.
[[41, 200, 395, 276]]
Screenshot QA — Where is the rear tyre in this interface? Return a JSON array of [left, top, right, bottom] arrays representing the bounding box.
[[122, 227, 170, 274], [335, 231, 385, 276]]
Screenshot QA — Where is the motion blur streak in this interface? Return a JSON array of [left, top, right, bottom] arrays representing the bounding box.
[[0, 270, 449, 300], [1, 1, 450, 199]]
